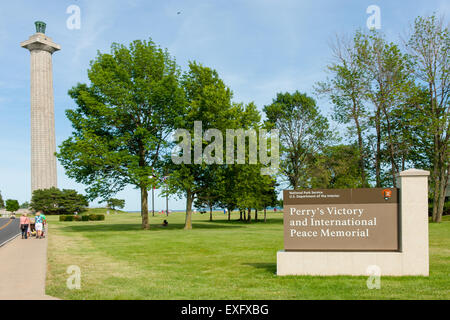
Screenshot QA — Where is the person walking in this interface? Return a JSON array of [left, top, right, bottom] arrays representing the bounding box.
[[40, 213, 47, 238], [34, 211, 44, 239], [19, 213, 30, 239]]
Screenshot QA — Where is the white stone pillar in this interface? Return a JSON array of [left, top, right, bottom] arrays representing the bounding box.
[[21, 23, 60, 192], [396, 168, 430, 275]]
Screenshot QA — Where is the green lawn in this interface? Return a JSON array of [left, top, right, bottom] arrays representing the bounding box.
[[46, 210, 450, 300]]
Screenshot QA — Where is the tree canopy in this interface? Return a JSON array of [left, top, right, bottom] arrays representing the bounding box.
[[57, 39, 185, 228], [31, 187, 88, 215]]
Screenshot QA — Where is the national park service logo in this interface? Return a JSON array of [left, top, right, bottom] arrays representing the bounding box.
[[382, 189, 392, 201]]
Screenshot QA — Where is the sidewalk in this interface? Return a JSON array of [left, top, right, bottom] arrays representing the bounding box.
[[0, 232, 58, 300]]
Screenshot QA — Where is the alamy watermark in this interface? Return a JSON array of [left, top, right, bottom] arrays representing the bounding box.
[[66, 265, 81, 290], [366, 265, 381, 289], [171, 121, 279, 175], [366, 5, 381, 30], [66, 5, 81, 30]]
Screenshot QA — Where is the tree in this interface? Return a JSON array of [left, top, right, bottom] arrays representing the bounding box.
[[0, 191, 4, 209], [105, 198, 125, 211], [20, 201, 30, 209], [214, 102, 267, 223], [264, 91, 333, 189], [406, 15, 449, 223], [260, 179, 278, 222], [59, 189, 90, 215], [5, 200, 19, 214], [166, 62, 237, 229], [234, 164, 263, 223], [317, 144, 367, 188], [194, 188, 220, 222], [316, 35, 370, 187], [354, 31, 417, 187], [31, 187, 88, 215], [31, 188, 61, 215], [57, 39, 185, 229], [216, 165, 239, 221]]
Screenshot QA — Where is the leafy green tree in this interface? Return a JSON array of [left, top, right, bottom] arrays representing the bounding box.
[[216, 165, 239, 221], [59, 189, 89, 214], [406, 15, 449, 223], [57, 39, 185, 229], [264, 91, 333, 189], [260, 179, 278, 222], [194, 186, 220, 222], [316, 35, 370, 187], [354, 31, 417, 187], [20, 201, 30, 209], [234, 164, 262, 222], [5, 200, 19, 214], [105, 198, 126, 211], [0, 191, 4, 209], [31, 187, 88, 215], [215, 102, 266, 223], [316, 144, 367, 188], [166, 62, 237, 229]]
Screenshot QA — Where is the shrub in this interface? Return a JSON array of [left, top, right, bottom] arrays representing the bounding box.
[[59, 214, 105, 221], [89, 214, 105, 221], [59, 215, 75, 221]]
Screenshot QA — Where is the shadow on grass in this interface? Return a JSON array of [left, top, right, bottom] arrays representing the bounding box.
[[206, 218, 283, 225], [60, 222, 245, 233], [243, 262, 277, 275]]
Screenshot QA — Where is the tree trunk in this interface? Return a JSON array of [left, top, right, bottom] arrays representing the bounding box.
[[166, 193, 169, 216], [141, 187, 149, 229], [247, 208, 251, 223], [239, 210, 242, 221], [381, 104, 399, 188], [227, 207, 231, 221], [352, 97, 367, 187], [185, 190, 193, 230], [375, 106, 382, 187], [431, 138, 440, 222], [209, 205, 213, 222], [435, 162, 449, 223], [152, 188, 155, 217], [255, 209, 258, 222], [264, 207, 267, 222], [243, 210, 246, 221]]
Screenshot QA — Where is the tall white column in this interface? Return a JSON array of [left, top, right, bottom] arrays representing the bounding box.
[[21, 22, 60, 193]]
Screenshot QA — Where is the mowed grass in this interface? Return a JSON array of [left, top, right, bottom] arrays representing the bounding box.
[[46, 210, 450, 300]]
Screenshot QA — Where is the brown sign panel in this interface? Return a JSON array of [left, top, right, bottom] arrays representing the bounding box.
[[283, 188, 399, 251]]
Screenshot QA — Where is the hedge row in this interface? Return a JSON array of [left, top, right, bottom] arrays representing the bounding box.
[[59, 214, 105, 222]]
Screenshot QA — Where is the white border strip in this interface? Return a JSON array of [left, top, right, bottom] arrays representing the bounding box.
[[0, 233, 20, 248]]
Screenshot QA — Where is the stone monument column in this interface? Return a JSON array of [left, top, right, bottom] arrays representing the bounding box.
[[21, 22, 60, 192]]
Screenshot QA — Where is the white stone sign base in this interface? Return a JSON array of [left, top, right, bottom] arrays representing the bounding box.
[[277, 169, 430, 276]]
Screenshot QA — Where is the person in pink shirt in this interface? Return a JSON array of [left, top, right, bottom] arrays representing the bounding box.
[[19, 213, 30, 239]]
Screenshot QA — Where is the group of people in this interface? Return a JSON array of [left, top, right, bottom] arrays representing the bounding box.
[[18, 211, 46, 239]]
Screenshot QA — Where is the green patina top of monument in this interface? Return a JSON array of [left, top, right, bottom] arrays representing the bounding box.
[[35, 21, 46, 34]]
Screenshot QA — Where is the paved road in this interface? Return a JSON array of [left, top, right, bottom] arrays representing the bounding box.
[[0, 218, 20, 247]]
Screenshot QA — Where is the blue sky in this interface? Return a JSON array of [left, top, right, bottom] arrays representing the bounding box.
[[0, 0, 448, 211]]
